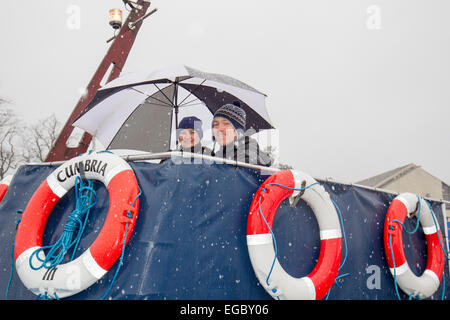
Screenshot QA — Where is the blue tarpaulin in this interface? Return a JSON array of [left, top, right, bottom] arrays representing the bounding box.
[[0, 159, 448, 300]]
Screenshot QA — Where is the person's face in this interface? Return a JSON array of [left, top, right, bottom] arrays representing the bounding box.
[[212, 117, 237, 146], [179, 129, 201, 149]]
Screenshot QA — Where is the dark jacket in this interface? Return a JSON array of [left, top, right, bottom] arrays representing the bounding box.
[[169, 143, 213, 164], [212, 136, 272, 167], [179, 143, 213, 156], [162, 143, 213, 164]]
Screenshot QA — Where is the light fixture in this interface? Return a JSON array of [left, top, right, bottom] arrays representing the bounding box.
[[108, 9, 123, 30]]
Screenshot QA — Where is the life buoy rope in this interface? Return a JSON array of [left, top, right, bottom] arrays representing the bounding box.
[[14, 151, 140, 299], [383, 192, 445, 299], [246, 170, 343, 300]]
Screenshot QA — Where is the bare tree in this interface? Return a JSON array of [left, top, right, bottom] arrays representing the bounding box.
[[0, 96, 63, 179], [21, 114, 61, 163], [0, 102, 20, 180]]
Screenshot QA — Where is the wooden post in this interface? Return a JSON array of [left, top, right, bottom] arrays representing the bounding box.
[[46, 0, 153, 161]]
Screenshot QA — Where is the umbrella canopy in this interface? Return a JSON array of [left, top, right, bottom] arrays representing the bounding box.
[[73, 65, 274, 153]]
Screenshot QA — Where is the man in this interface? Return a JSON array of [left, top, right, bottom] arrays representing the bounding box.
[[212, 101, 272, 167]]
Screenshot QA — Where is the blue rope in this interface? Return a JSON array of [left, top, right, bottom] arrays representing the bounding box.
[[29, 176, 97, 270], [5, 218, 21, 300], [391, 197, 422, 235], [331, 199, 348, 272], [258, 181, 344, 300], [388, 195, 422, 300], [100, 187, 141, 300], [5, 154, 140, 300], [388, 196, 448, 300], [388, 230, 403, 300], [257, 194, 279, 300], [324, 198, 349, 299], [424, 199, 448, 300], [6, 218, 63, 301], [99, 221, 130, 300], [36, 292, 60, 300]]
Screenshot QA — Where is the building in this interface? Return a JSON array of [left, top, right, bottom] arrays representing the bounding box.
[[356, 163, 450, 219]]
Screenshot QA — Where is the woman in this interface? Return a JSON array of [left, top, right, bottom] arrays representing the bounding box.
[[177, 116, 211, 155]]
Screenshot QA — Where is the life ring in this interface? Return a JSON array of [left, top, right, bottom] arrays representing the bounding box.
[[246, 170, 342, 300], [0, 175, 12, 204], [14, 151, 140, 299], [383, 192, 445, 299]]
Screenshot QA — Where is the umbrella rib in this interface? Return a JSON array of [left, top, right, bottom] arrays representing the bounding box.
[[178, 97, 198, 107], [153, 83, 175, 107], [147, 96, 175, 108], [178, 100, 205, 108], [130, 87, 173, 108], [177, 79, 207, 106], [149, 101, 174, 108]]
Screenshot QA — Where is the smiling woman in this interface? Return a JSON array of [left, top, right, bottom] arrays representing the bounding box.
[[176, 116, 212, 155]]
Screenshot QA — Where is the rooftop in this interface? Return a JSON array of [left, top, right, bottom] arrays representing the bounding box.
[[356, 163, 418, 188]]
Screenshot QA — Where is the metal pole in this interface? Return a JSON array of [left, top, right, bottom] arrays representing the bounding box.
[[46, 1, 153, 162], [174, 82, 179, 148]]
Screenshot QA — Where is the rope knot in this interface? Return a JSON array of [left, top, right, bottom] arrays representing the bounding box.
[[29, 176, 97, 271]]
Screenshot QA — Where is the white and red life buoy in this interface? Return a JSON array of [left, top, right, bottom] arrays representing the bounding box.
[[14, 151, 140, 299], [383, 192, 445, 299], [246, 170, 342, 300], [0, 175, 12, 204]]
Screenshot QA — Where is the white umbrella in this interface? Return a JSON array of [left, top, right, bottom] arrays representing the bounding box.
[[73, 65, 274, 152]]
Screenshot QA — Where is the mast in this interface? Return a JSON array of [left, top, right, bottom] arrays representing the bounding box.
[[46, 0, 155, 162]]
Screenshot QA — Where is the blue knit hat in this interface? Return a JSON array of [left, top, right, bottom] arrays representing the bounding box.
[[177, 116, 203, 139], [213, 101, 246, 133]]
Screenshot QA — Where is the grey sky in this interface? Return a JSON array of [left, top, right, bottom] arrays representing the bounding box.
[[1, 0, 449, 184]]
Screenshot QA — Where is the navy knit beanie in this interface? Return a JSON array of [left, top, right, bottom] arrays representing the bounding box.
[[213, 101, 246, 133], [177, 116, 203, 139]]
